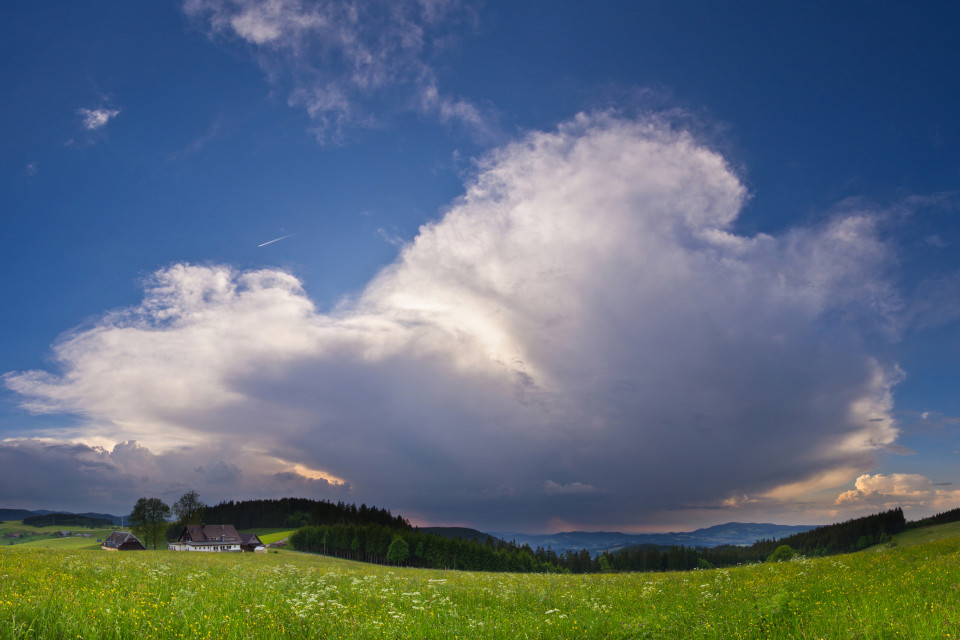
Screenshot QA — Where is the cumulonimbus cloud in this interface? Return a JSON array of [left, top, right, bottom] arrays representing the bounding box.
[[4, 113, 905, 528], [836, 473, 960, 511], [0, 438, 349, 513], [183, 0, 491, 142]]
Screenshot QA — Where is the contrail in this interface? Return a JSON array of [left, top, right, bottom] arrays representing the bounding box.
[[258, 233, 297, 248]]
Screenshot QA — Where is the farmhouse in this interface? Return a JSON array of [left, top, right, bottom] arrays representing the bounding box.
[[168, 524, 242, 552], [101, 531, 146, 551]]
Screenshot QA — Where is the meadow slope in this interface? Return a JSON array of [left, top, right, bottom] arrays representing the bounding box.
[[1, 538, 958, 639]]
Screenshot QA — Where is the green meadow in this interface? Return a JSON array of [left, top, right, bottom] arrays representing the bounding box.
[[0, 522, 294, 551], [892, 521, 960, 548], [245, 529, 297, 545], [12, 535, 107, 551], [0, 521, 115, 550], [2, 532, 960, 639]]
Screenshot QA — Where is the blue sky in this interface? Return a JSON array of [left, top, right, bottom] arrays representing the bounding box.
[[2, 0, 959, 532]]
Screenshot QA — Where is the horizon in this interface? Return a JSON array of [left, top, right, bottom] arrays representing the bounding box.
[[0, 500, 920, 538], [2, 500, 821, 536], [2, 1, 960, 533]]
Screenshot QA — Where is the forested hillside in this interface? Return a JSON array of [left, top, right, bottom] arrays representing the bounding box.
[[290, 523, 564, 572], [201, 498, 408, 531], [288, 507, 912, 574], [905, 506, 960, 529], [604, 508, 907, 573], [22, 514, 113, 528]]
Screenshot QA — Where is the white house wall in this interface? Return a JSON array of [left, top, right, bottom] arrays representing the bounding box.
[[167, 542, 241, 552]]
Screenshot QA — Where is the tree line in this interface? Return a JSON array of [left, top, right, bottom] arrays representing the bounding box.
[[202, 497, 408, 531], [23, 514, 113, 528], [283, 507, 912, 574], [290, 524, 566, 573], [599, 508, 907, 573], [124, 492, 917, 576], [905, 506, 960, 529], [124, 492, 410, 549]]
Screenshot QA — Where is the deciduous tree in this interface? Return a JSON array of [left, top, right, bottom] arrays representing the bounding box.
[[129, 497, 171, 550], [386, 535, 409, 565], [172, 489, 206, 525]]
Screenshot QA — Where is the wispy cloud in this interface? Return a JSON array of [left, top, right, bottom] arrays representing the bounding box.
[[183, 0, 493, 143], [4, 113, 907, 528], [544, 481, 599, 496], [77, 107, 120, 131], [376, 227, 405, 247], [908, 271, 960, 329], [168, 117, 223, 161]]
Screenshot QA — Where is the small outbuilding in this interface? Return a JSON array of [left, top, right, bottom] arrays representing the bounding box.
[[239, 532, 264, 553], [101, 531, 146, 551]]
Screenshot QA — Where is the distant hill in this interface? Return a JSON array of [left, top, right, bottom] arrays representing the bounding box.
[[490, 522, 818, 555], [418, 526, 496, 544], [0, 509, 122, 526], [24, 513, 114, 528], [75, 512, 124, 525], [0, 509, 44, 522]]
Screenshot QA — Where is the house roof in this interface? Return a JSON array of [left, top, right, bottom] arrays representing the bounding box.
[[102, 531, 144, 549], [239, 532, 263, 546], [179, 524, 241, 544]]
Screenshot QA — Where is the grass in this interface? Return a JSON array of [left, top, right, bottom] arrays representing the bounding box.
[[0, 520, 112, 533], [241, 529, 296, 545], [0, 521, 46, 534], [0, 520, 118, 548], [2, 535, 960, 639], [0, 521, 295, 551], [893, 521, 960, 547], [13, 535, 109, 551]]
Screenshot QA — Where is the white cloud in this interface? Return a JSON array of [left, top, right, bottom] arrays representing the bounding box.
[[835, 473, 960, 511], [5, 113, 905, 528], [183, 0, 491, 142], [77, 107, 120, 131]]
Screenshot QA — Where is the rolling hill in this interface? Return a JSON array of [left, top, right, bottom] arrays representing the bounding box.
[[490, 522, 818, 555], [0, 509, 123, 525]]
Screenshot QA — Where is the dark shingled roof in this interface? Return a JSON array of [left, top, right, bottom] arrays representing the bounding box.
[[101, 531, 145, 550], [239, 532, 263, 547], [179, 524, 242, 543]]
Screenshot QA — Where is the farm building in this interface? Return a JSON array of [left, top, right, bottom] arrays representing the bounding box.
[[101, 531, 145, 551], [239, 532, 265, 553], [168, 524, 242, 552]]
